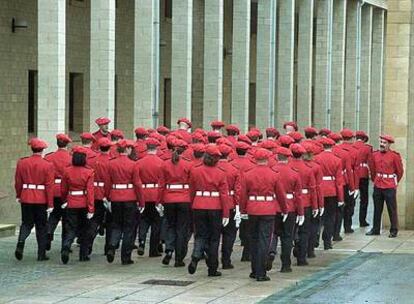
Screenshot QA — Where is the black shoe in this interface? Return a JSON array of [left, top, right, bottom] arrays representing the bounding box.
[[315, 241, 320, 248], [333, 236, 343, 242], [137, 244, 145, 256], [188, 259, 198, 274], [292, 247, 298, 258], [324, 243, 333, 250], [344, 228, 354, 234], [122, 260, 134, 265], [280, 266, 292, 273], [389, 232, 398, 238], [132, 244, 138, 250], [61, 250, 69, 264], [360, 222, 370, 227], [249, 273, 257, 279], [208, 271, 222, 277], [174, 261, 186, 267], [366, 230, 380, 236], [37, 254, 49, 261], [162, 252, 172, 265], [149, 252, 162, 257], [308, 252, 316, 259], [98, 226, 105, 236], [266, 253, 275, 271], [14, 242, 24, 261], [106, 248, 115, 263], [256, 276, 271, 282], [297, 260, 309, 266], [222, 263, 234, 270], [158, 243, 164, 253], [79, 256, 90, 262], [46, 234, 52, 251]]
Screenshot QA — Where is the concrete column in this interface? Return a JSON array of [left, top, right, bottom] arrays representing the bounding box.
[[90, 0, 116, 131], [37, 0, 66, 148], [330, 0, 347, 132], [296, 0, 314, 127], [255, 0, 277, 131], [369, 8, 385, 145], [276, 0, 295, 125], [344, 1, 359, 129], [359, 5, 373, 132], [231, 0, 250, 132], [134, 0, 157, 127], [171, 0, 193, 123], [314, 0, 333, 128], [202, 0, 224, 129]]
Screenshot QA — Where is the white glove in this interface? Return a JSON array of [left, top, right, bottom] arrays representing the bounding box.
[[234, 211, 242, 228], [16, 198, 21, 203], [103, 199, 112, 213], [61, 202, 68, 209], [354, 190, 360, 200], [282, 213, 288, 222], [296, 215, 305, 226], [349, 190, 355, 197], [222, 218, 229, 227], [338, 201, 345, 207], [46, 208, 54, 215], [155, 204, 164, 217], [319, 207, 325, 217], [312, 209, 319, 218], [241, 214, 249, 220], [139, 206, 145, 214], [86, 212, 94, 220]]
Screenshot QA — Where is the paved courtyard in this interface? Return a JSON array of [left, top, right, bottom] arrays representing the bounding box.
[[1, 226, 414, 304]]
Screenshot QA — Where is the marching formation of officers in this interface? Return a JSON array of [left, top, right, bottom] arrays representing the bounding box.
[[14, 117, 403, 282]]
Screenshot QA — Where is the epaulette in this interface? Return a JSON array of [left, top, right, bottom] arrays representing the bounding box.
[[217, 165, 226, 172], [109, 156, 117, 161], [182, 156, 191, 162], [230, 162, 240, 169], [45, 152, 54, 156], [290, 166, 300, 173], [270, 167, 280, 174], [19, 156, 29, 160], [391, 150, 401, 157], [304, 162, 313, 169], [193, 162, 203, 168]]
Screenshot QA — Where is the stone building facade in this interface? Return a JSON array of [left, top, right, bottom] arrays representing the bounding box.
[[1, 0, 411, 228]]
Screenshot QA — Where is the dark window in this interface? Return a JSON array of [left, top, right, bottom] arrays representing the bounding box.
[[163, 78, 171, 128], [28, 70, 37, 134], [249, 83, 256, 127], [114, 75, 118, 129], [69, 74, 75, 131], [251, 2, 258, 35], [165, 0, 172, 18], [69, 73, 84, 133]]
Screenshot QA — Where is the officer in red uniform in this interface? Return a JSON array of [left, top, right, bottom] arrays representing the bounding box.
[[136, 138, 164, 257], [283, 121, 298, 135], [366, 135, 404, 238], [157, 126, 170, 136], [270, 147, 304, 273], [176, 118, 193, 143], [92, 117, 111, 151], [188, 145, 230, 277], [207, 131, 222, 144], [240, 148, 287, 281], [225, 124, 240, 146], [105, 139, 145, 265], [109, 129, 124, 159], [134, 127, 148, 160], [60, 146, 95, 264], [80, 132, 98, 166], [159, 139, 192, 267], [14, 138, 54, 261], [190, 143, 206, 167], [266, 127, 280, 141], [315, 138, 344, 250], [211, 120, 225, 133], [44, 133, 72, 251], [354, 131, 373, 227]]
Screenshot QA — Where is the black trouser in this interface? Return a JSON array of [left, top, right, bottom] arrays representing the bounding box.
[[297, 207, 312, 263], [239, 218, 251, 260], [334, 187, 347, 237], [322, 196, 338, 246], [138, 202, 161, 255], [343, 185, 355, 231], [372, 187, 398, 234], [274, 212, 296, 268], [110, 202, 138, 262], [105, 209, 113, 253], [18, 203, 48, 255], [221, 209, 237, 266], [164, 203, 191, 262], [249, 215, 274, 278], [62, 208, 92, 258], [308, 214, 320, 255], [359, 178, 369, 224], [47, 197, 66, 240], [192, 209, 222, 273], [89, 200, 106, 249]]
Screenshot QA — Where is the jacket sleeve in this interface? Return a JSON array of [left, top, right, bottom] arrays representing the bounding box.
[[61, 170, 69, 203], [45, 163, 55, 208], [103, 163, 112, 200], [87, 171, 95, 213], [239, 172, 248, 214], [133, 165, 144, 207], [368, 153, 376, 182], [335, 160, 344, 202], [346, 156, 355, 191], [14, 160, 22, 199], [158, 165, 166, 204], [274, 176, 288, 214], [308, 172, 318, 211], [233, 172, 242, 206], [218, 174, 230, 219], [394, 153, 404, 183], [294, 176, 304, 216]]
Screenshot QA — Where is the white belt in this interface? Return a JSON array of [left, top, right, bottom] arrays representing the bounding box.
[[323, 176, 335, 181], [286, 193, 294, 200], [143, 183, 159, 189], [112, 184, 134, 189], [377, 173, 396, 179], [248, 195, 274, 202], [196, 191, 220, 197], [22, 184, 45, 190], [166, 184, 189, 190], [94, 182, 105, 187], [229, 190, 235, 196], [360, 163, 368, 168], [54, 179, 62, 184], [69, 190, 87, 196], [302, 189, 309, 194]]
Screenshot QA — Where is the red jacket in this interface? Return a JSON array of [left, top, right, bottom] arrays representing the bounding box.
[[240, 164, 287, 215], [272, 162, 304, 215], [354, 140, 373, 185], [85, 146, 98, 167], [226, 135, 238, 146], [159, 148, 172, 161], [315, 150, 344, 201], [109, 145, 120, 159], [61, 166, 95, 213], [105, 154, 144, 205], [44, 149, 71, 198], [189, 163, 230, 218], [181, 147, 195, 161], [92, 130, 111, 152], [306, 160, 324, 208], [288, 158, 318, 210], [176, 129, 192, 143], [136, 154, 164, 203], [91, 152, 111, 201], [218, 159, 241, 209], [333, 144, 356, 191], [134, 139, 147, 160], [230, 155, 256, 173], [159, 157, 192, 203], [15, 154, 54, 208], [368, 150, 404, 189]]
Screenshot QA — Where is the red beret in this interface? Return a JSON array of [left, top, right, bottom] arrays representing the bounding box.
[[191, 143, 206, 153], [177, 117, 192, 128], [29, 138, 48, 150], [207, 131, 222, 139], [216, 137, 233, 147], [355, 130, 368, 139], [210, 120, 225, 128], [289, 131, 303, 142], [80, 132, 96, 142], [283, 121, 298, 131], [218, 144, 233, 156], [97, 138, 112, 148], [290, 143, 306, 155], [72, 145, 89, 155], [117, 139, 135, 149], [149, 132, 165, 142], [146, 138, 160, 147], [279, 135, 295, 146], [235, 141, 251, 150], [225, 124, 240, 134], [56, 133, 72, 143], [301, 142, 316, 154], [166, 135, 176, 146], [238, 135, 252, 145], [304, 127, 318, 137], [156, 126, 170, 134], [328, 133, 342, 142], [320, 137, 336, 146], [194, 128, 207, 137], [380, 134, 395, 144], [205, 145, 222, 157], [277, 147, 293, 157], [260, 140, 277, 150], [340, 128, 354, 139], [266, 127, 280, 137], [95, 117, 111, 126], [173, 139, 189, 149], [254, 148, 272, 160], [192, 132, 207, 144], [135, 127, 148, 136], [319, 128, 332, 136], [110, 129, 124, 139]]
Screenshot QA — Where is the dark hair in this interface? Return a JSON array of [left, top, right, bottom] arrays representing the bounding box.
[[356, 135, 368, 142], [278, 154, 288, 162], [305, 132, 315, 139], [167, 143, 174, 150], [100, 146, 111, 152], [208, 137, 217, 144], [323, 144, 333, 149], [227, 130, 237, 136], [81, 138, 93, 145], [203, 153, 219, 167], [147, 144, 158, 151], [111, 135, 120, 141], [172, 147, 185, 165], [236, 148, 247, 156], [57, 139, 68, 148], [135, 134, 146, 140], [31, 148, 43, 153], [128, 149, 138, 161], [193, 151, 204, 159], [292, 152, 302, 159], [117, 146, 126, 154], [281, 144, 290, 148], [72, 152, 86, 166]]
